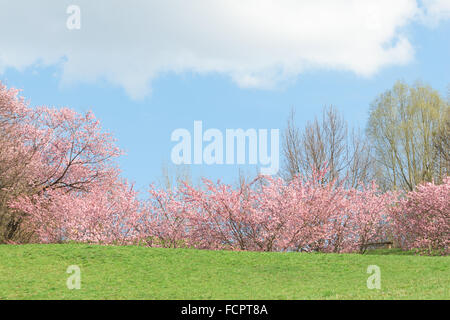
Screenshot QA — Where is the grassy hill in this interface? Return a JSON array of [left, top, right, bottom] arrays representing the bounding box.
[[0, 244, 448, 299]]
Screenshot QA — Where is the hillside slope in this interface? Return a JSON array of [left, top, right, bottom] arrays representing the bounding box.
[[0, 244, 448, 299]]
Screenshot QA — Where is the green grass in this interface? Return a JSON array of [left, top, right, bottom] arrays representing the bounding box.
[[0, 244, 448, 299]]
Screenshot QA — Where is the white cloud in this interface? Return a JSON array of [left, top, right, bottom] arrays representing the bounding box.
[[420, 0, 450, 25], [0, 0, 447, 99]]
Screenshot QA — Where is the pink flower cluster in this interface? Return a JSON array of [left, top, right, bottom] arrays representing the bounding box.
[[390, 177, 450, 255], [139, 171, 397, 253]]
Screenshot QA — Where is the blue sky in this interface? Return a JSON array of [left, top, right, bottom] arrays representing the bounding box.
[[0, 1, 449, 192]]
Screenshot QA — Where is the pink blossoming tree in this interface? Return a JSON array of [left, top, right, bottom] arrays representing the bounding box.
[[390, 178, 450, 255]]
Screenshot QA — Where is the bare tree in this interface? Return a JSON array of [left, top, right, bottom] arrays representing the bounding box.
[[282, 106, 374, 188], [158, 162, 192, 190], [433, 98, 450, 179]]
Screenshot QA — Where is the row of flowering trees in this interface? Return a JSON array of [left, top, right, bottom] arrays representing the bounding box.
[[143, 172, 397, 254], [1, 82, 448, 254], [143, 173, 449, 255]]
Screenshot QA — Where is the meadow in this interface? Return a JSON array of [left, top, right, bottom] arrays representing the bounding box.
[[0, 244, 448, 300]]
